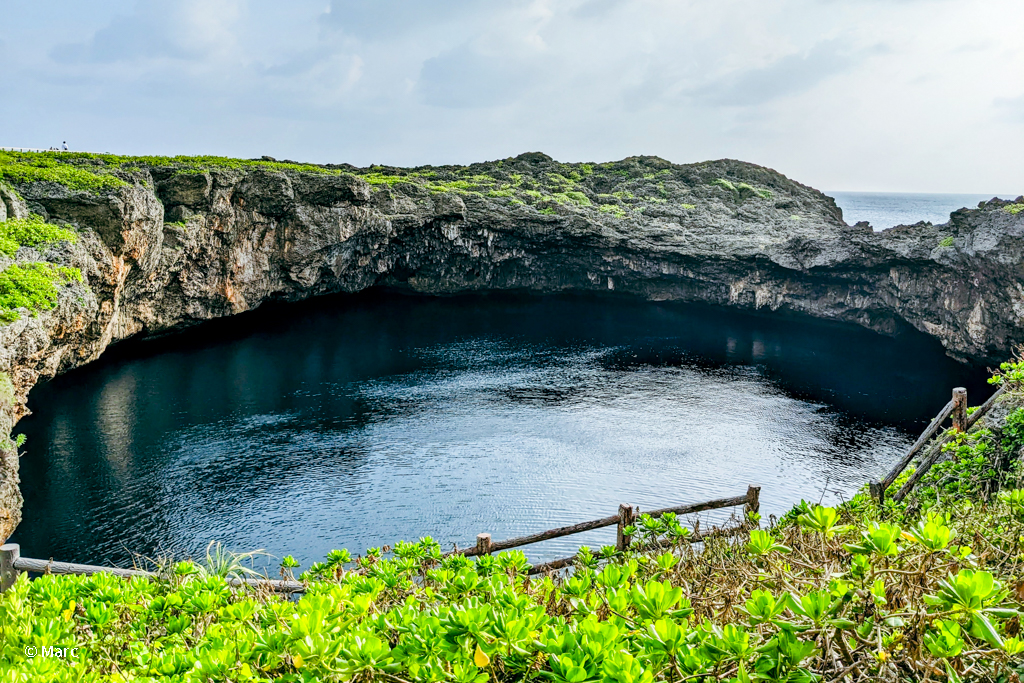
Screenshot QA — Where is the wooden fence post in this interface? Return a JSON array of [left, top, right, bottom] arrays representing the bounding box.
[[616, 504, 637, 552], [475, 533, 492, 556], [869, 480, 884, 505], [952, 387, 967, 432], [1, 544, 20, 592], [744, 485, 761, 520]]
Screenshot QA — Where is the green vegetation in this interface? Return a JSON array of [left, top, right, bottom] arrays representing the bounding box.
[[362, 173, 408, 187], [6, 362, 1024, 681], [680, 204, 696, 210], [735, 183, 772, 200], [554, 191, 591, 207], [0, 214, 78, 258], [0, 151, 355, 195], [1005, 204, 1024, 216], [0, 371, 13, 405], [711, 178, 771, 201], [0, 213, 83, 323], [0, 151, 129, 193], [0, 152, 714, 221], [599, 204, 627, 218], [939, 236, 955, 248], [0, 262, 82, 323]]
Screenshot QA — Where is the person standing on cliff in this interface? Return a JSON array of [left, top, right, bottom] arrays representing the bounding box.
[[62, 141, 68, 152]]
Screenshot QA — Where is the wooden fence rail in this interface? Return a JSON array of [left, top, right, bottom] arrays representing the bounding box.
[[871, 383, 1009, 505], [1, 487, 760, 592], [470, 486, 760, 575], [452, 488, 757, 559], [0, 544, 304, 593]]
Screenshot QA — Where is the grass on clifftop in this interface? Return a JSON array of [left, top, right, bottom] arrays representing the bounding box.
[[0, 151, 795, 223], [5, 360, 1024, 681], [0, 151, 129, 193], [0, 151, 344, 194]]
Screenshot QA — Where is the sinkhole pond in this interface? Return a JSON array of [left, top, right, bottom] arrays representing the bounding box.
[[12, 292, 991, 570]]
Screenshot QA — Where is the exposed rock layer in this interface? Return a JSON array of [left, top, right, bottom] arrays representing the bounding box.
[[0, 153, 1022, 540]]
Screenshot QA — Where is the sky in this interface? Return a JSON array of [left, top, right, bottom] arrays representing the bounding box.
[[1, 0, 1022, 193]]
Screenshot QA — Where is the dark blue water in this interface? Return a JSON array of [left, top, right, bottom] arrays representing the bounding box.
[[830, 191, 1017, 231], [13, 293, 989, 570]]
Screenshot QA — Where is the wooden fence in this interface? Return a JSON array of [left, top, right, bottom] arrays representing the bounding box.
[[1, 486, 759, 592], [458, 486, 760, 575], [870, 384, 1008, 504], [0, 546, 304, 594], [0, 381, 1011, 594]]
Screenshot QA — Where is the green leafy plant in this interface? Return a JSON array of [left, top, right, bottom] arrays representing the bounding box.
[[0, 262, 82, 323]]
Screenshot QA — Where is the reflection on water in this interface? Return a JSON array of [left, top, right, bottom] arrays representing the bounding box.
[[13, 292, 990, 568]]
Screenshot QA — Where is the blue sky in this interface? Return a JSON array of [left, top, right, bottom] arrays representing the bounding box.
[[1, 0, 1022, 193]]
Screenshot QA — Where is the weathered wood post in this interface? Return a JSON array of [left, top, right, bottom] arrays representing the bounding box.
[[0, 543, 20, 592], [952, 387, 967, 432], [616, 504, 637, 552], [475, 533, 493, 556], [744, 485, 761, 523], [869, 480, 884, 505]]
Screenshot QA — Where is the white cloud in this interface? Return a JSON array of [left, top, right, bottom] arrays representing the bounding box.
[[1, 0, 1021, 192]]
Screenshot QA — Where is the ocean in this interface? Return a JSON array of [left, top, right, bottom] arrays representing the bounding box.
[[829, 191, 1018, 231]]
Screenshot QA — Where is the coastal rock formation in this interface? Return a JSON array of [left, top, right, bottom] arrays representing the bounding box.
[[0, 151, 1022, 539]]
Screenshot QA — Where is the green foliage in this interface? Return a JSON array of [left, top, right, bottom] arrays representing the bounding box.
[[1002, 408, 1024, 455], [796, 505, 850, 538], [0, 371, 13, 405], [0, 214, 78, 257], [599, 204, 626, 218], [745, 529, 790, 556], [7, 465, 1024, 681], [711, 178, 736, 192], [1005, 203, 1024, 215], [915, 429, 998, 504], [990, 357, 1024, 386], [735, 182, 772, 200], [0, 263, 82, 323], [0, 151, 129, 193], [938, 236, 955, 248], [680, 203, 696, 210], [362, 172, 407, 186]]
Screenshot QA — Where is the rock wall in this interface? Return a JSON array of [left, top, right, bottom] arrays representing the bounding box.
[[0, 153, 1022, 540]]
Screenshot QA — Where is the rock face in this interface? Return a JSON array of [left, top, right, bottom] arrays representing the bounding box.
[[0, 152, 1022, 540]]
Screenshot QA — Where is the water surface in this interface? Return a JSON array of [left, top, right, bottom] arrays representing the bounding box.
[[830, 191, 1015, 231], [14, 293, 989, 569]]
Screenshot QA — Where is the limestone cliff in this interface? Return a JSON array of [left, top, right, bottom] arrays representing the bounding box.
[[0, 151, 1022, 540]]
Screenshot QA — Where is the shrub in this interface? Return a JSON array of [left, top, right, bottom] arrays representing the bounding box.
[[0, 214, 78, 257], [0, 262, 82, 323], [0, 151, 129, 193], [939, 236, 955, 248]]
